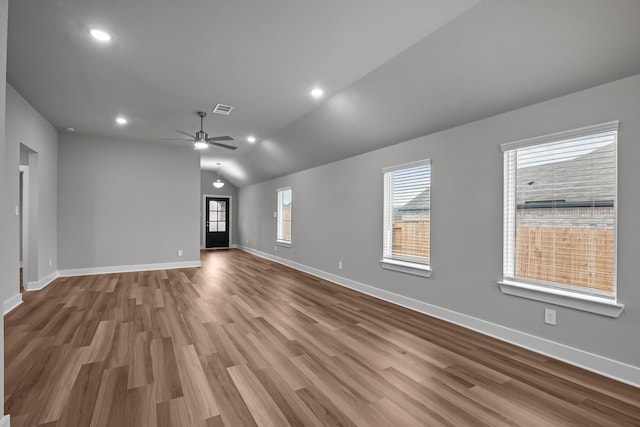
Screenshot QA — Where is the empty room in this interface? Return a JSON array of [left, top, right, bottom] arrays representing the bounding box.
[[1, 1, 640, 426]]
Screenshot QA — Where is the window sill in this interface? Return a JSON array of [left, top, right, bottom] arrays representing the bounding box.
[[275, 241, 292, 248], [497, 279, 624, 318], [379, 258, 431, 278]]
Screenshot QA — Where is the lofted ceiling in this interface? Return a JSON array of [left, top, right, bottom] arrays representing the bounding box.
[[8, 0, 640, 187]]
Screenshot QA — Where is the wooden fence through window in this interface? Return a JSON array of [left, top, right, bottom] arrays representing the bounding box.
[[392, 220, 430, 262], [391, 221, 614, 294], [515, 226, 614, 293]]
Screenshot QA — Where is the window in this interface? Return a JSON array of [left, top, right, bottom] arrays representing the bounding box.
[[380, 159, 431, 277], [277, 187, 292, 245], [500, 121, 623, 317]]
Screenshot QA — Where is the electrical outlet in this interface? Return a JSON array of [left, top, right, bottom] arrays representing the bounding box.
[[338, 261, 343, 270], [274, 246, 277, 252], [15, 205, 19, 216], [246, 238, 249, 244], [544, 308, 557, 325], [49, 258, 53, 267], [273, 211, 277, 218], [177, 249, 183, 257]]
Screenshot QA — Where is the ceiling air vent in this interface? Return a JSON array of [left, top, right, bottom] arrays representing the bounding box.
[[212, 104, 234, 115]]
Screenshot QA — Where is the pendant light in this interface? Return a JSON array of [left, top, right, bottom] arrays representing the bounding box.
[[213, 163, 225, 188]]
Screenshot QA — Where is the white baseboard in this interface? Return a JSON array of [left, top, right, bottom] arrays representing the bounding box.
[[26, 271, 59, 291], [240, 246, 640, 389], [3, 294, 23, 315], [0, 414, 10, 427], [58, 260, 202, 278], [20, 261, 201, 295]]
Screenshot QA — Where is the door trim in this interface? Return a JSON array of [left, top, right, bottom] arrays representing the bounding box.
[[20, 165, 29, 291], [202, 194, 232, 248]]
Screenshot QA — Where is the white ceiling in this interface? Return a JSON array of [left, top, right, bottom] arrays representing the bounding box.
[[8, 0, 640, 187]]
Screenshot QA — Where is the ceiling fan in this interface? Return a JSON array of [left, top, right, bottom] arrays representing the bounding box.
[[167, 111, 237, 150]]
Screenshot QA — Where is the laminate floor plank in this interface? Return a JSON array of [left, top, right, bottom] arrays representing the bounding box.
[[56, 361, 106, 427], [199, 353, 258, 427], [150, 337, 184, 403], [123, 384, 157, 427], [253, 366, 326, 427], [4, 249, 639, 426], [175, 345, 220, 419], [227, 364, 291, 427]]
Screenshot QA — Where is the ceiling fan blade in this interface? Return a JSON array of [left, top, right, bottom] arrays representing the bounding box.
[[211, 142, 238, 150], [207, 135, 234, 142], [160, 137, 195, 141], [175, 130, 197, 139]]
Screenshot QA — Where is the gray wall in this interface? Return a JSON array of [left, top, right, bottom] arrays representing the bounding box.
[[6, 84, 59, 285], [58, 133, 201, 269], [239, 73, 640, 369], [0, 0, 8, 410], [200, 170, 239, 247]]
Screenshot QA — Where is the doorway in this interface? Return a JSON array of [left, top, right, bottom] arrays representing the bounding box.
[[20, 144, 38, 292], [204, 196, 230, 248]]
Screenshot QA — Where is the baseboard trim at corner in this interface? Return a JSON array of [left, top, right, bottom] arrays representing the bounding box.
[[0, 413, 10, 427], [4, 294, 23, 315], [57, 260, 202, 278], [239, 246, 640, 389], [26, 271, 59, 291]]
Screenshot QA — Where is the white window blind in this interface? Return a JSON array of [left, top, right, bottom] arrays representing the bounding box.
[[502, 121, 618, 299], [277, 187, 292, 243], [382, 160, 431, 266]]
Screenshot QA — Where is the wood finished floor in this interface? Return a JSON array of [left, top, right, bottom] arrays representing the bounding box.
[[5, 249, 640, 426]]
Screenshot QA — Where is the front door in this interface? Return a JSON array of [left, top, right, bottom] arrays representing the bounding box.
[[205, 197, 230, 248]]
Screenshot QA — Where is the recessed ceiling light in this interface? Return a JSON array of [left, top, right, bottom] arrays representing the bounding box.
[[310, 87, 324, 98], [247, 136, 256, 143], [89, 28, 112, 43], [63, 127, 75, 133], [115, 116, 128, 125]]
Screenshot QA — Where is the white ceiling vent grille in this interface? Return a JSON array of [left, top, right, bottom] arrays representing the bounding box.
[[213, 104, 234, 115]]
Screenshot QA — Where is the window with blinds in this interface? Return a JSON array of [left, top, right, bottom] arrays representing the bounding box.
[[382, 160, 431, 266], [277, 187, 292, 244], [502, 121, 618, 299]]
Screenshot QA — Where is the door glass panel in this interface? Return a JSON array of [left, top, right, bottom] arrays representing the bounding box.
[[209, 222, 217, 232], [217, 211, 226, 221], [209, 200, 217, 210], [218, 201, 226, 211], [218, 222, 226, 232]]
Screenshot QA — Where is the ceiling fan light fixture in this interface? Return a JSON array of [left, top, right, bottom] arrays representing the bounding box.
[[89, 28, 112, 43], [194, 140, 208, 150], [247, 135, 256, 143], [173, 111, 237, 151]]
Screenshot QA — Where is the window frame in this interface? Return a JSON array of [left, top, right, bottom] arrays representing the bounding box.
[[276, 187, 292, 247], [499, 121, 624, 317], [379, 159, 432, 278]]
